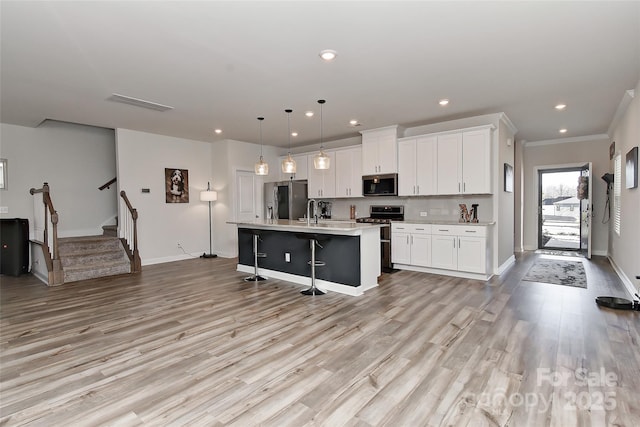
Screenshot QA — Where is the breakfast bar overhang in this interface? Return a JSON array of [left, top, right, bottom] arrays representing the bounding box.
[[231, 220, 384, 296]]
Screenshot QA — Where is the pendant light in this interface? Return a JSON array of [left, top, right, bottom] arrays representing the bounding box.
[[281, 109, 296, 174], [254, 117, 269, 176], [313, 99, 330, 170]]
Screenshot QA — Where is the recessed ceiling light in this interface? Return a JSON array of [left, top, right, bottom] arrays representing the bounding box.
[[214, 129, 222, 134], [439, 99, 449, 106], [555, 104, 567, 110], [349, 119, 359, 126], [559, 128, 567, 134], [305, 111, 314, 117], [291, 132, 298, 137], [319, 49, 337, 61]]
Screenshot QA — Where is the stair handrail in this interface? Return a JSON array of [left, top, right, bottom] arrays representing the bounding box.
[[29, 182, 63, 284], [120, 190, 141, 273], [98, 177, 117, 191]]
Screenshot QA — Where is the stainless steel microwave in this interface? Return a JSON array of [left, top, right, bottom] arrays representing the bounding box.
[[362, 173, 398, 196]]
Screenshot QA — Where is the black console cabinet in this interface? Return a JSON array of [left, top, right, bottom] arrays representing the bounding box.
[[1, 218, 30, 276]]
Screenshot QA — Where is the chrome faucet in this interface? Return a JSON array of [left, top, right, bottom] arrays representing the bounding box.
[[307, 199, 317, 225]]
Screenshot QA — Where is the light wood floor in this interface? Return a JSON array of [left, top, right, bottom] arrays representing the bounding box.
[[1, 252, 639, 426]]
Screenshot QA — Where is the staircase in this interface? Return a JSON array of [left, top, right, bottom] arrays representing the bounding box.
[[58, 235, 131, 283], [30, 183, 141, 286]]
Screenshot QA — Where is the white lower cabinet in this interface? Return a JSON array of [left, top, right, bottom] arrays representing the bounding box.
[[431, 225, 487, 273], [391, 223, 431, 267], [431, 233, 458, 270], [394, 223, 489, 278]]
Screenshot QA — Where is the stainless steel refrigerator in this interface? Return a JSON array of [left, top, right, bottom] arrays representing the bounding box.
[[264, 180, 308, 220]]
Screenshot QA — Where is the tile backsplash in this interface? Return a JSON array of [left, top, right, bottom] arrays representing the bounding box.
[[329, 195, 494, 222]]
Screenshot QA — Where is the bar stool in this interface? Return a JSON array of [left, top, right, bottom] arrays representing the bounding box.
[[296, 233, 328, 295], [244, 230, 267, 282]]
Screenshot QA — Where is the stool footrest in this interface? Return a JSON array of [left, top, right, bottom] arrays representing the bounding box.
[[257, 253, 267, 258], [308, 260, 326, 267]]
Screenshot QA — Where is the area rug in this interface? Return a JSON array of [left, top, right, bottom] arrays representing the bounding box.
[[523, 259, 587, 288]]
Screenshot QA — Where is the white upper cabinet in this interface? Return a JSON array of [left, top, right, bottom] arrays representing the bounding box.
[[334, 147, 363, 198], [398, 135, 437, 196], [436, 127, 492, 195], [279, 154, 308, 181], [461, 129, 491, 194], [307, 151, 336, 198], [360, 126, 400, 175], [436, 133, 463, 195]]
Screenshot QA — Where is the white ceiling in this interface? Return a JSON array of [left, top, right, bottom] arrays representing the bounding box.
[[1, 1, 638, 148]]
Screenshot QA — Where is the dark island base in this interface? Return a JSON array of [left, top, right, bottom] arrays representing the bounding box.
[[238, 228, 361, 287]]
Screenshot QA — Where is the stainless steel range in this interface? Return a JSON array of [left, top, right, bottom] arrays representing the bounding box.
[[356, 205, 404, 272]]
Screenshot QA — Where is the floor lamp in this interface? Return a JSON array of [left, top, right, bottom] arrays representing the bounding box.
[[200, 182, 217, 258]]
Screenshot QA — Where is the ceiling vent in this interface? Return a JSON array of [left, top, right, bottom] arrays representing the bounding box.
[[108, 93, 174, 112]]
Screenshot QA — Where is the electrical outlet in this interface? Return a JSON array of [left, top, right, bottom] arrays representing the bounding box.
[[285, 253, 291, 262], [420, 211, 428, 217], [177, 242, 182, 248]]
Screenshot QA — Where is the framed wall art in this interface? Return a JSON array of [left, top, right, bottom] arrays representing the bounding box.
[[165, 168, 189, 203], [609, 141, 616, 160], [0, 159, 7, 190], [504, 163, 513, 193], [625, 146, 638, 189]]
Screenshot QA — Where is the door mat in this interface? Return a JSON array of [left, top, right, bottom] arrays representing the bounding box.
[[535, 249, 585, 258], [523, 259, 587, 288]]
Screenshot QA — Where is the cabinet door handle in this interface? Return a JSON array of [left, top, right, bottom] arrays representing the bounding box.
[[410, 235, 413, 244], [454, 238, 456, 248], [406, 236, 409, 244], [417, 185, 420, 194], [416, 228, 424, 230], [438, 229, 449, 232], [458, 182, 461, 192], [465, 230, 476, 233], [463, 182, 466, 192]]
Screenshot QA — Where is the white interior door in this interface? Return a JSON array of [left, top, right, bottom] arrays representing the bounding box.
[[236, 170, 257, 222], [580, 162, 593, 258]]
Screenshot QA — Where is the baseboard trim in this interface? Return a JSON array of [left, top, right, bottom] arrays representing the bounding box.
[[236, 264, 371, 296], [392, 264, 492, 281], [142, 251, 233, 266], [607, 256, 638, 299], [497, 255, 516, 275]]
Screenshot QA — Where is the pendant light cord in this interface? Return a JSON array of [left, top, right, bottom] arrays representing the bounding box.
[[286, 109, 292, 155], [318, 99, 325, 151], [258, 117, 264, 157]]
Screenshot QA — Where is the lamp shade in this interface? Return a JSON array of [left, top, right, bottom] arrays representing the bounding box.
[[255, 157, 269, 175], [313, 151, 330, 169], [281, 154, 296, 173], [200, 190, 217, 202]]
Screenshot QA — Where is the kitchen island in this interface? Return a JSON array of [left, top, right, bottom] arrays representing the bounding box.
[[230, 220, 384, 296]]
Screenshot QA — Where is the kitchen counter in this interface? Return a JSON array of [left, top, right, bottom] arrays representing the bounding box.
[[229, 219, 382, 235], [399, 219, 495, 226], [231, 220, 382, 296]]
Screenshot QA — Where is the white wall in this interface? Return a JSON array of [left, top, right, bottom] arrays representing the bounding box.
[[211, 139, 280, 258], [608, 82, 640, 295], [522, 136, 611, 256], [496, 120, 516, 270], [0, 121, 116, 237], [116, 128, 213, 265]]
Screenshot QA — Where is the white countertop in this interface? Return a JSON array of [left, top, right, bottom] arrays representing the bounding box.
[[400, 219, 495, 226], [229, 219, 383, 235]]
